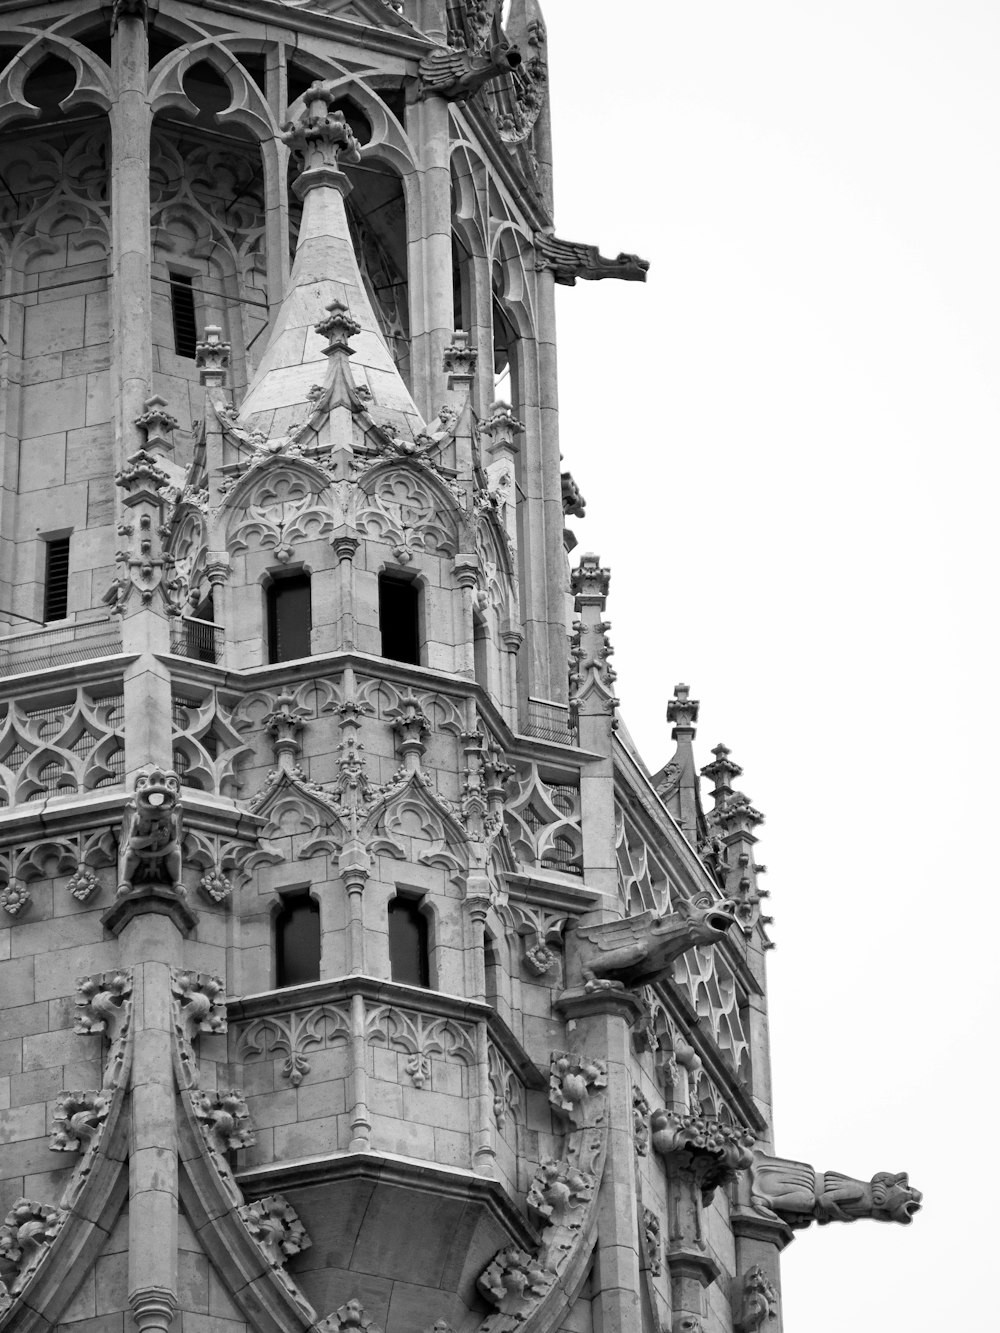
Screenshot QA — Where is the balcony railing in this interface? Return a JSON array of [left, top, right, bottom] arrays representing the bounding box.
[[522, 697, 577, 746], [169, 616, 223, 665], [0, 617, 122, 678]]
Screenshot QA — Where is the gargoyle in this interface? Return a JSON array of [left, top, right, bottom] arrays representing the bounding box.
[[117, 768, 183, 897], [418, 41, 521, 101], [575, 897, 737, 991], [750, 1153, 922, 1228], [535, 234, 651, 286]]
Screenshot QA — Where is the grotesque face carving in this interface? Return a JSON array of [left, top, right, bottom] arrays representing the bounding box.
[[134, 767, 181, 819], [871, 1172, 923, 1223]]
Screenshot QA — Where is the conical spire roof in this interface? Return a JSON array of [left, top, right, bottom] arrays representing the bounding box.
[[238, 83, 424, 441]]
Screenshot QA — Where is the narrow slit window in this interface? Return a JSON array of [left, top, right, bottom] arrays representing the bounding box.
[[276, 894, 321, 987], [169, 272, 198, 359], [266, 573, 311, 664], [388, 897, 430, 988], [44, 536, 70, 621], [379, 574, 420, 665]]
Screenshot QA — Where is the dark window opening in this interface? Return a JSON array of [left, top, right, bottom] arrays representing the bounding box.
[[389, 896, 430, 988], [381, 86, 406, 127], [276, 894, 321, 987], [169, 272, 198, 358], [379, 574, 420, 665], [44, 536, 70, 621], [23, 56, 76, 119], [266, 573, 311, 664]]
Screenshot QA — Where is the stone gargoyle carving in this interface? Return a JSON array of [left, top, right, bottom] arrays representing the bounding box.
[[576, 897, 737, 991], [418, 41, 521, 100], [116, 768, 183, 897], [750, 1153, 922, 1228]]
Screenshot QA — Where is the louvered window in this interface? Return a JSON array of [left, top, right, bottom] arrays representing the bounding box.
[[169, 272, 198, 359], [44, 536, 70, 621]]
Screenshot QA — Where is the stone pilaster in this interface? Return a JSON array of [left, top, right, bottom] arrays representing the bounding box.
[[406, 94, 453, 419]]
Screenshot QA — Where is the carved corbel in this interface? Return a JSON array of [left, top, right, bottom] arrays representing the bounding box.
[[196, 325, 231, 388], [443, 329, 477, 391], [651, 1108, 754, 1333]]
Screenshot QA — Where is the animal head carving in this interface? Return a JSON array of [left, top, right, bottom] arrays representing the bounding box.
[[870, 1172, 922, 1224], [676, 894, 738, 940], [133, 767, 181, 819]]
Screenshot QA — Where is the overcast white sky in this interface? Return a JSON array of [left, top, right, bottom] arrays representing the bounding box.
[[546, 3, 995, 1328]]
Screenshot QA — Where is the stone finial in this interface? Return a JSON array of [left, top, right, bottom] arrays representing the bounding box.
[[315, 299, 362, 354], [134, 395, 178, 456], [195, 325, 231, 387], [481, 399, 524, 454], [571, 552, 610, 608], [387, 691, 431, 772], [667, 684, 699, 741], [443, 330, 477, 389], [263, 690, 309, 772], [700, 742, 742, 808], [281, 82, 361, 180]]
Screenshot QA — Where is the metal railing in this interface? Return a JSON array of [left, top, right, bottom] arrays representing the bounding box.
[[522, 697, 577, 746], [0, 618, 122, 678], [169, 616, 223, 665]]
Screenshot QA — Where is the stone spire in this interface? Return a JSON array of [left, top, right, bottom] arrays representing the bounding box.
[[653, 683, 701, 842], [237, 81, 423, 439]]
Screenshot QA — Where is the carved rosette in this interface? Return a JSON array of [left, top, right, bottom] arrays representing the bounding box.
[[171, 969, 227, 1088], [49, 1090, 112, 1153], [0, 1200, 65, 1305], [549, 1051, 607, 1127], [238, 1194, 311, 1267]]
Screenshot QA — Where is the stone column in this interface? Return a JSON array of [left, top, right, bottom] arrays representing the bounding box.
[[533, 261, 570, 700], [555, 993, 646, 1333], [102, 843, 198, 1333], [570, 555, 618, 913], [406, 95, 453, 419], [110, 3, 152, 465]]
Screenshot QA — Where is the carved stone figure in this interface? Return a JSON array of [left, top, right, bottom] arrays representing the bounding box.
[[117, 768, 183, 896], [735, 1264, 779, 1332], [535, 233, 650, 286], [575, 898, 737, 991], [419, 41, 521, 100], [750, 1153, 922, 1228]]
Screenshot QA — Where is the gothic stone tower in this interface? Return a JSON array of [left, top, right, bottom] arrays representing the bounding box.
[[0, 4, 920, 1333]]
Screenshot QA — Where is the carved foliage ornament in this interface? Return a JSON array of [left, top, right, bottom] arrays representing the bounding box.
[[238, 1194, 311, 1267], [651, 1108, 755, 1201], [0, 1201, 65, 1307]]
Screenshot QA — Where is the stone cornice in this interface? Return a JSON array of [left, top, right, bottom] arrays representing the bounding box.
[[228, 974, 546, 1090], [0, 652, 136, 699], [172, 0, 434, 61]]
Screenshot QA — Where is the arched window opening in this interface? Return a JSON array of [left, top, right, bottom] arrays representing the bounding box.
[[389, 896, 430, 988], [22, 57, 77, 122], [275, 893, 321, 987], [453, 231, 474, 333], [182, 61, 236, 126], [492, 267, 518, 406], [267, 571, 312, 663], [379, 573, 420, 665]]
